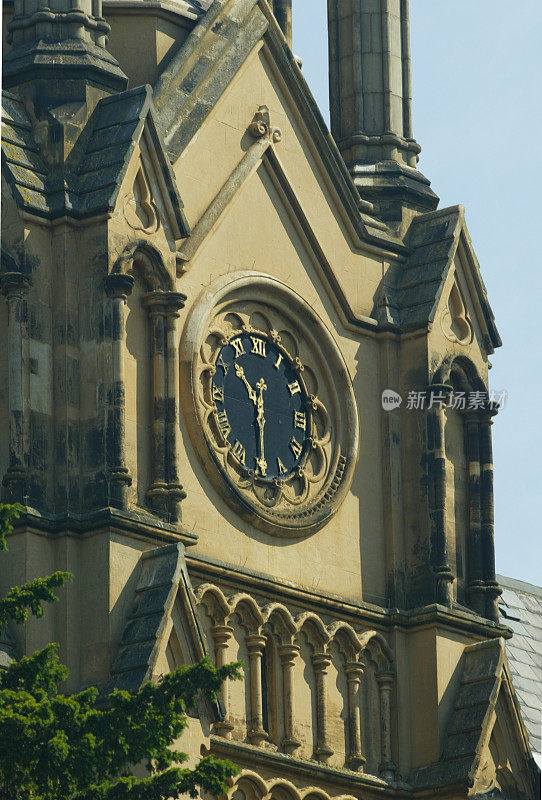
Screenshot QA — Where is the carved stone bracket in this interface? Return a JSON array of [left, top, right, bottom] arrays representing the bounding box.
[[248, 105, 282, 143]]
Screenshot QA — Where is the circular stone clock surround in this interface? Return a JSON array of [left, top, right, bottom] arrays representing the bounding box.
[[179, 272, 359, 538]]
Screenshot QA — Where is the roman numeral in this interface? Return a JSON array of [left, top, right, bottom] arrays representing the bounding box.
[[277, 458, 288, 475], [288, 381, 301, 396], [217, 354, 229, 375], [216, 410, 231, 439], [232, 440, 246, 466], [290, 436, 303, 459], [294, 411, 306, 430], [274, 353, 283, 370], [251, 337, 266, 358], [231, 338, 245, 358], [212, 384, 224, 403]]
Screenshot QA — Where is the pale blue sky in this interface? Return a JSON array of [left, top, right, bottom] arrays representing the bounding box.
[[293, 1, 541, 586]]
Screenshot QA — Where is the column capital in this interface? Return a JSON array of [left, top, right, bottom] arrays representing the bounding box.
[[311, 652, 332, 674], [375, 670, 395, 688], [105, 273, 134, 300], [1, 271, 30, 298], [142, 290, 187, 315], [246, 634, 266, 654], [426, 382, 453, 396], [345, 661, 365, 680], [278, 642, 300, 663], [211, 624, 233, 646]]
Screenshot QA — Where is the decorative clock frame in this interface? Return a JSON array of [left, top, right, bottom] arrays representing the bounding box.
[[180, 272, 359, 537]]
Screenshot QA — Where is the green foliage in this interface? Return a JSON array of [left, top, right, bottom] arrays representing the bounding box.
[[0, 503, 23, 550], [0, 571, 73, 629], [0, 504, 242, 799]]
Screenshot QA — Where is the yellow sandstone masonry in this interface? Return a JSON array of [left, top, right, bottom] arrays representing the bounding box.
[[0, 0, 538, 797]]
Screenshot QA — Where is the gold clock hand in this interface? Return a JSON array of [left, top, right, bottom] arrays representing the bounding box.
[[255, 378, 267, 477], [234, 364, 257, 404]]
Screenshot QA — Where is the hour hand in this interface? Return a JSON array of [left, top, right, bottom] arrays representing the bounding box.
[[235, 364, 257, 404]]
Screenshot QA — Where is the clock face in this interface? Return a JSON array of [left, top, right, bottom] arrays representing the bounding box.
[[211, 333, 310, 481], [180, 273, 359, 537]]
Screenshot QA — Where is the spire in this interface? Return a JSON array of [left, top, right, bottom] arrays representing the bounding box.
[[3, 0, 127, 100], [327, 0, 438, 225]]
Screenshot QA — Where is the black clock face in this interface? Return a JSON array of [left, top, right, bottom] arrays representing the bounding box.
[[211, 333, 311, 480]]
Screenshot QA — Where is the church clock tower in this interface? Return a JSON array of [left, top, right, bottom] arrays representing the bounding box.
[[1, 0, 538, 797]]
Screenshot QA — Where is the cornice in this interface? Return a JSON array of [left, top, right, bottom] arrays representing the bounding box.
[[8, 506, 198, 546], [208, 736, 412, 798], [186, 551, 512, 640]]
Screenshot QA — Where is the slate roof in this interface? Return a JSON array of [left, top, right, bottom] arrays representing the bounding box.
[[374, 206, 501, 347], [411, 637, 536, 792], [1, 91, 50, 214], [498, 574, 542, 765], [1, 85, 189, 235], [109, 543, 205, 692]]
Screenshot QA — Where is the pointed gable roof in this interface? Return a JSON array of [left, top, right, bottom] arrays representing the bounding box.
[[411, 638, 539, 797], [375, 206, 501, 350], [109, 543, 206, 692], [152, 0, 402, 249], [1, 85, 189, 235]]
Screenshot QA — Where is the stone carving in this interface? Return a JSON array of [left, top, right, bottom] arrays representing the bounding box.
[[441, 277, 473, 345], [123, 166, 159, 233], [249, 104, 282, 143]]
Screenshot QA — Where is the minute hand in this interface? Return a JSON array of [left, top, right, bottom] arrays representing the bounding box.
[[234, 364, 257, 404]]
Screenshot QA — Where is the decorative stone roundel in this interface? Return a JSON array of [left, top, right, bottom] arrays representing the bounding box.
[[180, 272, 359, 537]]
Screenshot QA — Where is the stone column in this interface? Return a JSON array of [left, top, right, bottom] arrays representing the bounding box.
[[278, 642, 301, 754], [311, 653, 333, 764], [376, 670, 396, 782], [427, 385, 454, 606], [465, 413, 485, 616], [143, 292, 187, 521], [211, 624, 234, 738], [246, 634, 268, 745], [143, 293, 168, 518], [345, 661, 365, 772], [1, 272, 30, 502], [272, 0, 292, 47], [479, 411, 501, 622], [105, 273, 134, 509], [164, 294, 187, 522]]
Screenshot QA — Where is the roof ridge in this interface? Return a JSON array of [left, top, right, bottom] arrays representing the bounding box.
[[498, 574, 542, 599]]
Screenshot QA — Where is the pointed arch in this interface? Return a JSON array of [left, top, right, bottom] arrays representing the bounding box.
[[194, 583, 230, 623], [432, 355, 486, 394], [262, 603, 296, 641], [266, 778, 303, 800], [0, 247, 21, 274], [326, 621, 363, 658], [295, 612, 330, 650], [357, 630, 394, 671], [111, 240, 173, 291], [299, 790, 331, 800], [228, 593, 264, 632], [225, 770, 269, 800]]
